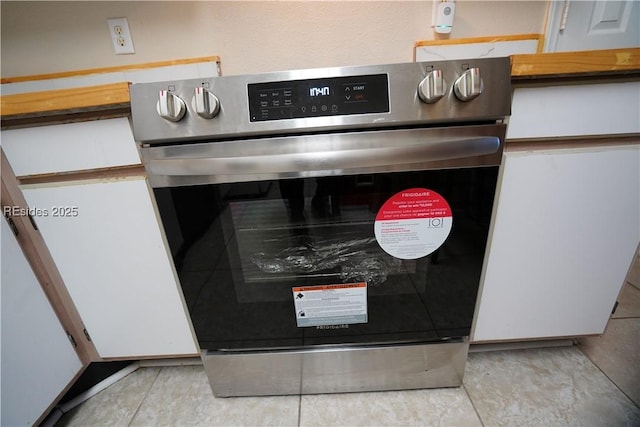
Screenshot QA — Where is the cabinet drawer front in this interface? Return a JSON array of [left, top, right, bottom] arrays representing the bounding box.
[[507, 81, 640, 140], [2, 118, 140, 176]]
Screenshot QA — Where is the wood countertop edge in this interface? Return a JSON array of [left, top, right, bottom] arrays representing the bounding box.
[[415, 33, 544, 48], [510, 47, 640, 79], [505, 134, 640, 149], [1, 55, 221, 122], [1, 49, 638, 120], [0, 56, 221, 84], [1, 82, 131, 122]]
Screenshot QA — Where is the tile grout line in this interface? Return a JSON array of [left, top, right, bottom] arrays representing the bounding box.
[[462, 381, 486, 427], [611, 315, 640, 320], [297, 394, 302, 427], [575, 336, 640, 411], [127, 366, 163, 427], [626, 280, 640, 292]]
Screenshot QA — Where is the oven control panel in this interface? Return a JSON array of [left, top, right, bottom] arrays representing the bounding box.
[[247, 74, 389, 122], [130, 57, 512, 144]]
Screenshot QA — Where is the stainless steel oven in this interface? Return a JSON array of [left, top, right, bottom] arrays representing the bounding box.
[[129, 58, 511, 396]]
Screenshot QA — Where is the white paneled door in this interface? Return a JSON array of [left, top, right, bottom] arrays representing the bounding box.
[[546, 0, 640, 52]]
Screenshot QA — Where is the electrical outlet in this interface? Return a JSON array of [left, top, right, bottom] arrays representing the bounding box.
[[107, 18, 135, 55]]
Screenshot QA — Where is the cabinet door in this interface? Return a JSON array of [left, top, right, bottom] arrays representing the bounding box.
[[1, 216, 84, 425], [472, 145, 640, 342], [21, 177, 198, 358]]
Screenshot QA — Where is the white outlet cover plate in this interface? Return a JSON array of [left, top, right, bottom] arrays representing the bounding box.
[[107, 17, 135, 55]]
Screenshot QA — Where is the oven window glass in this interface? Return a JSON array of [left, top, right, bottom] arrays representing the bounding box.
[[155, 168, 498, 351]]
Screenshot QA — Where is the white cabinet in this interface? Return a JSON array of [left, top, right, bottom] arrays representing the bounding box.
[[1, 216, 84, 425], [2, 119, 198, 358], [472, 144, 640, 342], [21, 177, 198, 358]]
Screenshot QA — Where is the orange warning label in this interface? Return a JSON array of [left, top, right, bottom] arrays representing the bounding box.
[[292, 282, 367, 293]]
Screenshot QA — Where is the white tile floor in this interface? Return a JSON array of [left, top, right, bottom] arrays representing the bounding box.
[[56, 267, 640, 427]]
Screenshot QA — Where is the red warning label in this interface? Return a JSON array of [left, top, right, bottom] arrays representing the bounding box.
[[375, 189, 452, 221], [374, 188, 452, 260]]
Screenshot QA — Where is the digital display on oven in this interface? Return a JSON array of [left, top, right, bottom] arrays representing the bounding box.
[[248, 74, 389, 122]]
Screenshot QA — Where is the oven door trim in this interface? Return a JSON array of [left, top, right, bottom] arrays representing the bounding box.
[[141, 124, 506, 187]]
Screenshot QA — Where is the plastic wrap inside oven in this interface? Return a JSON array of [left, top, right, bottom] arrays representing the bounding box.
[[249, 233, 404, 286]]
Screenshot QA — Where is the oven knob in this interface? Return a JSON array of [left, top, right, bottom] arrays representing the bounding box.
[[453, 68, 483, 101], [192, 87, 220, 119], [157, 90, 186, 122], [417, 69, 446, 104]]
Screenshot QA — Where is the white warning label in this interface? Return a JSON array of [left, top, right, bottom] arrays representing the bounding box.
[[292, 282, 368, 328]]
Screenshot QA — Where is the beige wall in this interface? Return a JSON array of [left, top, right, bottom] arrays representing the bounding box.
[[1, 1, 547, 78]]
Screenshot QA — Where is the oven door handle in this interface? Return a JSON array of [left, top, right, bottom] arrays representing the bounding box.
[[146, 136, 501, 177]]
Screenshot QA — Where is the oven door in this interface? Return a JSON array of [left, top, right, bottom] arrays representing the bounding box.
[[144, 124, 505, 352]]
